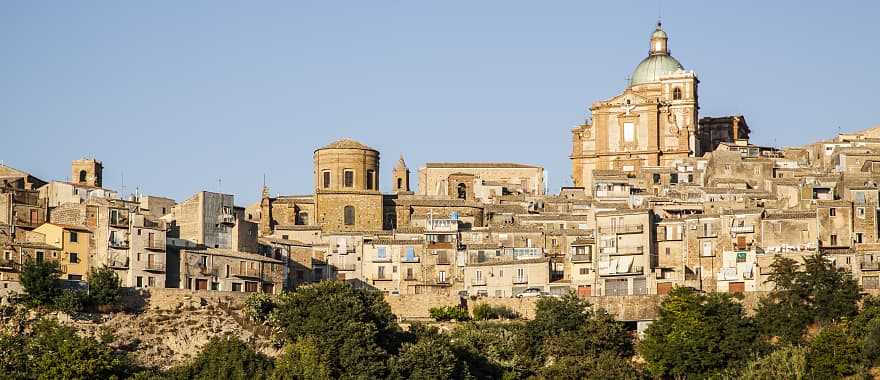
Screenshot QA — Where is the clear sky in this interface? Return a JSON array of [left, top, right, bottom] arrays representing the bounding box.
[[2, 1, 878, 205]]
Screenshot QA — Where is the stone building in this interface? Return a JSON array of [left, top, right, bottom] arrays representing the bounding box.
[[179, 248, 284, 293], [417, 162, 545, 202], [313, 139, 383, 232]]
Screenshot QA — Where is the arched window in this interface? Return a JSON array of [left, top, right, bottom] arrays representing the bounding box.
[[343, 206, 355, 226], [79, 170, 87, 183], [295, 212, 309, 225], [457, 183, 467, 200], [672, 87, 682, 100], [397, 178, 403, 190]]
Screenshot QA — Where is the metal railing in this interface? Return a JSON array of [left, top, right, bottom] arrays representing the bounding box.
[[231, 266, 260, 278], [145, 262, 166, 272], [730, 225, 755, 234], [512, 276, 528, 284], [599, 224, 644, 234], [146, 238, 165, 251]]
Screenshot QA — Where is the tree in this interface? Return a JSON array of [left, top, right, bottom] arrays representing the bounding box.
[[0, 334, 29, 379], [851, 296, 880, 365], [167, 336, 274, 380], [26, 319, 132, 379], [390, 336, 465, 380], [274, 336, 332, 380], [739, 345, 807, 380], [269, 282, 397, 378], [755, 253, 861, 344], [638, 287, 761, 377], [539, 352, 643, 380], [19, 260, 61, 307], [806, 323, 862, 379], [87, 266, 122, 311]]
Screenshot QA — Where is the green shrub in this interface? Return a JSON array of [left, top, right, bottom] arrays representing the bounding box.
[[19, 260, 61, 307], [53, 289, 86, 314], [244, 293, 276, 323], [87, 266, 122, 311], [806, 323, 861, 379], [739, 345, 807, 380], [472, 303, 520, 321], [430, 306, 470, 321]]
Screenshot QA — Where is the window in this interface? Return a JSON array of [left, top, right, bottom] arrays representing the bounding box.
[[665, 247, 671, 257], [344, 206, 355, 226], [457, 183, 467, 200], [438, 271, 447, 283], [856, 233, 863, 244], [829, 208, 836, 217], [136, 276, 143, 287], [148, 277, 156, 287], [211, 282, 219, 290], [69, 252, 78, 263], [701, 242, 713, 257], [672, 87, 682, 100], [322, 171, 331, 188], [79, 170, 87, 183], [68, 275, 82, 281], [366, 170, 374, 190], [377, 266, 386, 279], [69, 231, 78, 243], [397, 178, 403, 190], [377, 246, 386, 259], [405, 247, 416, 261], [343, 170, 354, 187], [232, 283, 242, 292], [623, 122, 635, 142], [831, 234, 838, 246], [475, 270, 482, 281], [855, 191, 866, 203], [406, 268, 414, 280], [858, 207, 865, 218], [579, 268, 589, 275]]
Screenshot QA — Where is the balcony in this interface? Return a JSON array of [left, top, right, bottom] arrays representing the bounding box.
[[109, 239, 129, 250], [334, 263, 357, 271], [107, 258, 129, 269], [570, 254, 592, 263], [372, 256, 392, 263], [697, 231, 719, 238], [0, 259, 18, 271], [404, 276, 419, 281], [436, 257, 451, 266], [218, 214, 236, 225], [402, 256, 420, 263], [231, 266, 261, 278], [862, 262, 880, 271], [146, 238, 165, 251], [471, 278, 487, 286], [730, 225, 755, 234], [512, 275, 528, 284], [145, 262, 166, 273], [599, 224, 644, 235], [511, 247, 542, 259], [197, 265, 217, 277]]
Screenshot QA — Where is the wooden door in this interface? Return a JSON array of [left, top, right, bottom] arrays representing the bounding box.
[[195, 279, 208, 291], [657, 282, 673, 295], [729, 282, 745, 294], [577, 285, 592, 298]]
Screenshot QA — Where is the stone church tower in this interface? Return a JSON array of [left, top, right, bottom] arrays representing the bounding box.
[[392, 155, 411, 193], [71, 158, 103, 187], [313, 139, 384, 232], [571, 22, 699, 189]]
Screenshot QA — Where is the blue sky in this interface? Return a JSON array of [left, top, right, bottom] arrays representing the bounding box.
[[2, 1, 877, 205]]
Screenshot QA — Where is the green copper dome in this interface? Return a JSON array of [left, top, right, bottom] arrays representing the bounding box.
[[629, 54, 683, 86]]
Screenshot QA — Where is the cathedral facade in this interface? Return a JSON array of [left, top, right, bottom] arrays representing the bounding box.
[[571, 22, 699, 190]]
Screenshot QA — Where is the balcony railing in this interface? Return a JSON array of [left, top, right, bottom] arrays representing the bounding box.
[[570, 254, 592, 263], [0, 259, 18, 271], [471, 278, 487, 286], [334, 264, 357, 271], [145, 262, 166, 273], [109, 240, 129, 249], [109, 214, 129, 228], [197, 265, 217, 277], [599, 224, 644, 234], [404, 275, 419, 281], [437, 257, 451, 265], [218, 214, 236, 225], [512, 276, 528, 284], [108, 258, 129, 269], [600, 246, 644, 255], [697, 231, 719, 238], [402, 256, 420, 263], [372, 256, 392, 263], [862, 262, 880, 271], [511, 247, 542, 259], [231, 266, 260, 278], [146, 238, 165, 251], [730, 225, 755, 234]]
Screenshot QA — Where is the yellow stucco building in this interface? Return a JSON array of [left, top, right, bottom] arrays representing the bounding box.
[[33, 223, 92, 281]]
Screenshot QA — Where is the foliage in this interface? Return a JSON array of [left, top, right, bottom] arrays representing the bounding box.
[[53, 288, 87, 314], [269, 281, 397, 378], [805, 323, 862, 379], [244, 293, 276, 323], [755, 254, 861, 345], [738, 345, 807, 380], [274, 336, 332, 380], [0, 334, 29, 380], [165, 335, 274, 380], [87, 265, 123, 310], [24, 319, 132, 379], [390, 336, 469, 380], [429, 305, 470, 322], [538, 352, 642, 380], [638, 286, 761, 378], [850, 295, 880, 366], [19, 259, 61, 307], [472, 303, 520, 321], [449, 322, 524, 378]]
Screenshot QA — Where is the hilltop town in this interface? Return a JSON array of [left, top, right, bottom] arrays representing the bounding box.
[[2, 22, 879, 326]]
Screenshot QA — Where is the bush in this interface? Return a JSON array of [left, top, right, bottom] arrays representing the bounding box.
[[806, 323, 862, 379], [472, 303, 520, 321], [53, 289, 87, 314], [87, 266, 122, 311], [166, 335, 274, 379], [244, 293, 276, 323], [739, 345, 807, 380], [430, 306, 470, 322], [539, 352, 643, 380], [19, 260, 61, 307]]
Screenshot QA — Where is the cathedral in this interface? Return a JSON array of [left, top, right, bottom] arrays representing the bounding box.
[[571, 22, 700, 189]]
